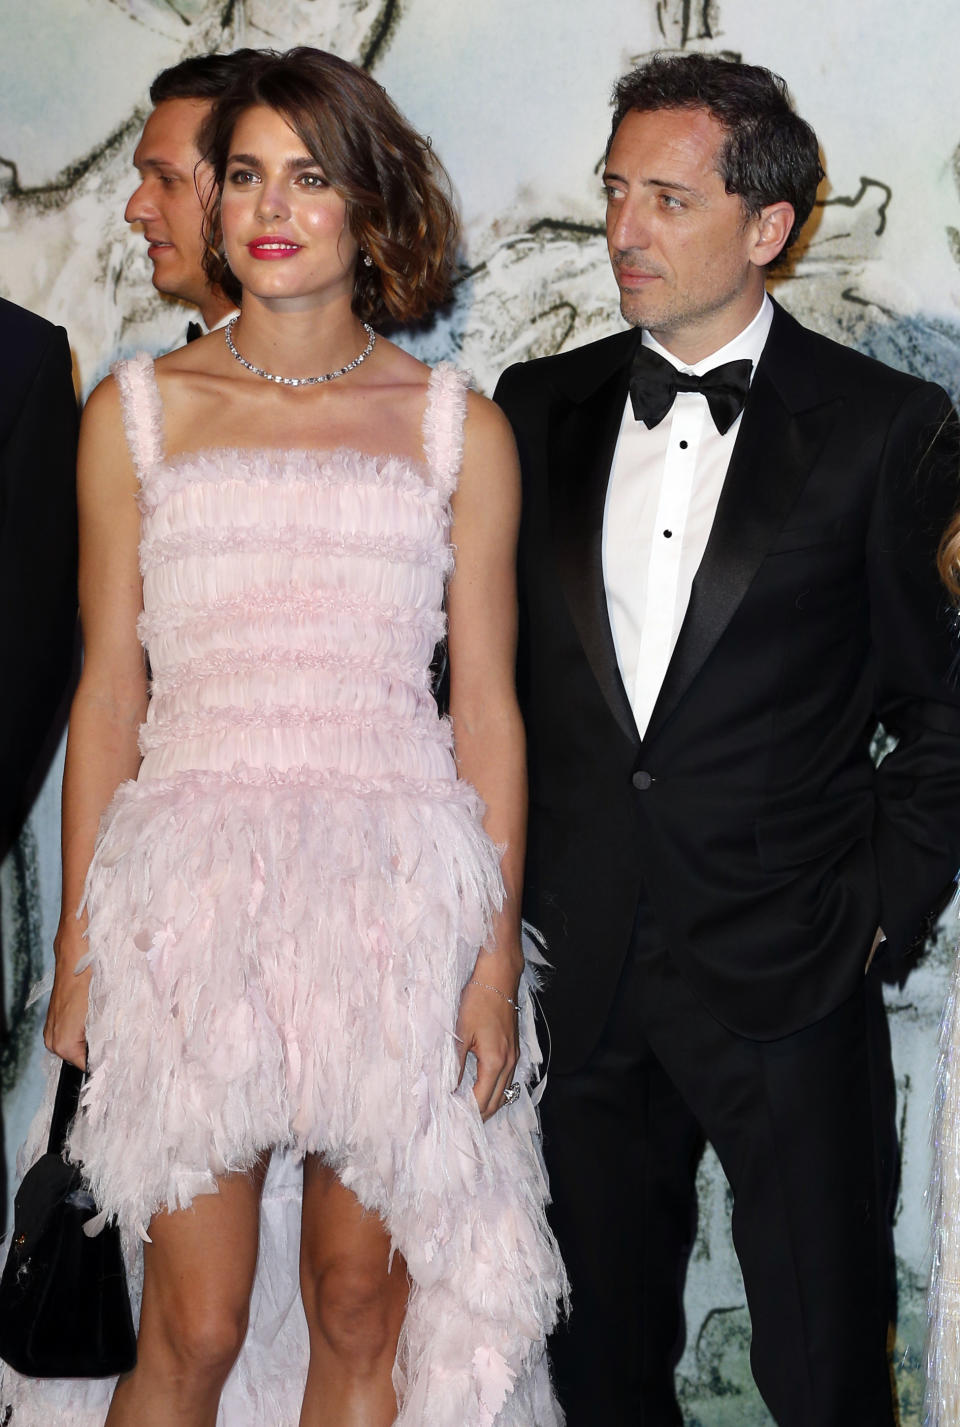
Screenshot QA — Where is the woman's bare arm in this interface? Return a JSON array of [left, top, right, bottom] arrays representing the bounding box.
[[44, 377, 147, 1068], [446, 391, 526, 1120]]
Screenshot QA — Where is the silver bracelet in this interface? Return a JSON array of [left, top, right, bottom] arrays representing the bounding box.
[[466, 979, 521, 1013]]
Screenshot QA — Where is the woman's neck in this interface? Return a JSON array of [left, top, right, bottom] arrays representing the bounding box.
[[230, 294, 370, 377]]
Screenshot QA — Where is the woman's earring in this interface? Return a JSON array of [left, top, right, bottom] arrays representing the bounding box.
[[362, 251, 374, 268]]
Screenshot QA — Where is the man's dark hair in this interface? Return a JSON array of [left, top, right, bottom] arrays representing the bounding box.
[[609, 53, 824, 268], [149, 49, 262, 106]]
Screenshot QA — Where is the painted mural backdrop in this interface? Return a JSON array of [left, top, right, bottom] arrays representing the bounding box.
[[2, 1, 959, 1421]]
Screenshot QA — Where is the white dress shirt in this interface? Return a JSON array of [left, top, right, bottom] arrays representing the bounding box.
[[184, 308, 240, 348], [602, 294, 774, 737], [205, 308, 241, 335]]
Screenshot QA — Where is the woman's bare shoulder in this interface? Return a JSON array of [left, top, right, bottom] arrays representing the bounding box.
[[77, 374, 138, 499], [362, 335, 434, 396], [79, 370, 126, 442], [152, 332, 220, 395], [463, 386, 514, 443]]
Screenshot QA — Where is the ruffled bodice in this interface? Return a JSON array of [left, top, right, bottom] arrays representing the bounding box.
[[117, 355, 466, 788]]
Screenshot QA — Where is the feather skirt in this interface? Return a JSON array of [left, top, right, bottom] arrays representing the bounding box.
[[0, 771, 567, 1425]]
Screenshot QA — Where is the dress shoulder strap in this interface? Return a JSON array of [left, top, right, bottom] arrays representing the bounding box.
[[110, 352, 165, 482], [421, 362, 469, 500]]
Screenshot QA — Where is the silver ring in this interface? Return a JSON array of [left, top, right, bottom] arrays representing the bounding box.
[[502, 1082, 521, 1106]]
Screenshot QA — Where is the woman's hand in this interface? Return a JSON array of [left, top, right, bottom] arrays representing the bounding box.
[[43, 921, 90, 1069], [456, 958, 522, 1120]]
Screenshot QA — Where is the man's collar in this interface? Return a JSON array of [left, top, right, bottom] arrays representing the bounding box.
[[642, 293, 774, 380], [196, 307, 240, 336]]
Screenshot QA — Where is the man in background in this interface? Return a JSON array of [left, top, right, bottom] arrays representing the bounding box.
[[126, 52, 256, 339], [0, 298, 78, 855], [3, 50, 255, 849], [0, 297, 78, 1233]]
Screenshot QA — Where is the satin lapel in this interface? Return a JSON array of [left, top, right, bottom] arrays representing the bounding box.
[[549, 359, 640, 748], [643, 361, 839, 744]]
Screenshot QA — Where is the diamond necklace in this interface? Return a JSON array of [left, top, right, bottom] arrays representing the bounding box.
[[224, 318, 376, 388]]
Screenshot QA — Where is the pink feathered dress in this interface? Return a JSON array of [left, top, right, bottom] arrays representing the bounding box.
[[0, 355, 566, 1426]]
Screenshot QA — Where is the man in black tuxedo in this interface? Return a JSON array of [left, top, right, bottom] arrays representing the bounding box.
[[0, 297, 78, 853], [126, 52, 256, 341], [494, 54, 960, 1426]]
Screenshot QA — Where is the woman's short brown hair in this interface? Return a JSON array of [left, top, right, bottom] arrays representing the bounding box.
[[200, 47, 459, 324]]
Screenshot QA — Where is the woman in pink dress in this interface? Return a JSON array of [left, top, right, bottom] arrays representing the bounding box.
[[9, 46, 564, 1427]]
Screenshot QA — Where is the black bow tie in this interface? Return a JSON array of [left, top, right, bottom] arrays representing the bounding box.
[[629, 345, 753, 435], [186, 321, 203, 344]]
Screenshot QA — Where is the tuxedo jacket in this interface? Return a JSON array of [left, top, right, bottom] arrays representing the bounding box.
[[0, 297, 78, 845], [494, 300, 960, 1072]]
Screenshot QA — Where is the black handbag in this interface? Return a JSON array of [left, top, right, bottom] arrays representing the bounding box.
[[0, 1060, 137, 1377]]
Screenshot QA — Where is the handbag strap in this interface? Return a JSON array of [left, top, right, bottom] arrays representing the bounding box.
[[46, 1061, 85, 1157]]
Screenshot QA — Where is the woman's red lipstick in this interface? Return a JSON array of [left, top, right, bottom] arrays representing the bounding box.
[[247, 236, 302, 260]]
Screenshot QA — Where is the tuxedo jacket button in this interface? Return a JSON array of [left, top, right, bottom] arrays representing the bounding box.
[[632, 770, 653, 790]]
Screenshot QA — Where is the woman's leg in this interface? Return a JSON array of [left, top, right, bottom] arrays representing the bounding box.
[[299, 1156, 409, 1427], [106, 1156, 269, 1427]]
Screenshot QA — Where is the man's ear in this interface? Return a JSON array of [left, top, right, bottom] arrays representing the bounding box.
[[750, 201, 795, 268]]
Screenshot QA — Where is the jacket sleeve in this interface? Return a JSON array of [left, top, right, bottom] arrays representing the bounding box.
[[869, 380, 960, 956], [492, 363, 530, 454], [0, 323, 79, 840]]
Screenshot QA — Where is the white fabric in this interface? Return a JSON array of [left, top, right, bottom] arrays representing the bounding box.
[[195, 307, 240, 337], [603, 294, 773, 736]]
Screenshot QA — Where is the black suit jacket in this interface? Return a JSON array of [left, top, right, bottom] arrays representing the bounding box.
[[0, 297, 79, 845], [495, 301, 960, 1072]]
